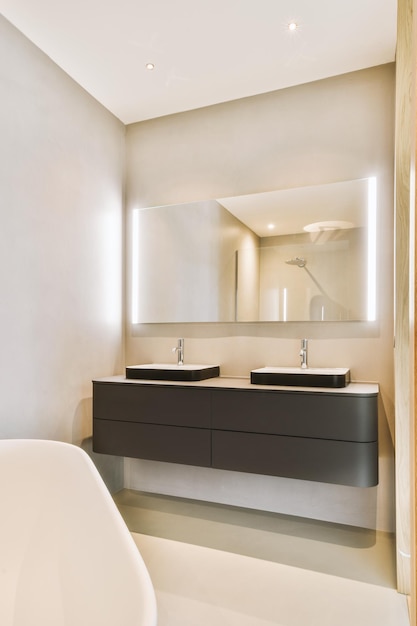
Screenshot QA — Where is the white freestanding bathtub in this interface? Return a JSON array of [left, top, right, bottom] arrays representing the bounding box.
[[0, 439, 157, 626]]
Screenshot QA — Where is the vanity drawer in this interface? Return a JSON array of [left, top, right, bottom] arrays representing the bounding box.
[[93, 419, 211, 467], [211, 389, 378, 442], [211, 430, 378, 487], [93, 382, 211, 428]]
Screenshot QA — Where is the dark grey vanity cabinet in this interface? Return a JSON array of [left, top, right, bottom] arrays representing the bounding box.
[[92, 378, 378, 487], [93, 382, 212, 467], [210, 389, 378, 487]]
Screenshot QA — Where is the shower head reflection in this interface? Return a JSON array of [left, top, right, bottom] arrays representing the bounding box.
[[285, 257, 306, 268]]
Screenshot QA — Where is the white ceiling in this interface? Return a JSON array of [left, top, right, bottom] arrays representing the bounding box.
[[0, 0, 397, 125], [218, 178, 368, 238]]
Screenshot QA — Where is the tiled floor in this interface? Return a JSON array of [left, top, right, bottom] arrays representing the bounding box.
[[115, 490, 409, 626]]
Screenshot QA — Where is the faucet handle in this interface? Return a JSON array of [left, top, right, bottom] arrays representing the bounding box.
[[172, 338, 184, 366], [300, 338, 308, 369]]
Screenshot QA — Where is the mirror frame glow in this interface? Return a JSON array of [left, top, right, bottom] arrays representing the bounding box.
[[367, 177, 377, 321], [131, 208, 140, 324]]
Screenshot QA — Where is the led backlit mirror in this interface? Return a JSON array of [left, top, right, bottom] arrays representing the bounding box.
[[131, 178, 376, 323]]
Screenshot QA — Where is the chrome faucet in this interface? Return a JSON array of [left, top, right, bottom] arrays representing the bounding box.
[[172, 338, 184, 366], [299, 338, 308, 369]]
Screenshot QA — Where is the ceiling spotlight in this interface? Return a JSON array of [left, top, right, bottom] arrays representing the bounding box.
[[288, 22, 298, 31], [267, 223, 275, 230], [145, 62, 155, 70]]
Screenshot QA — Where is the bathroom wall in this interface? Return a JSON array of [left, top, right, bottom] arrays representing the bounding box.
[[0, 16, 396, 532], [125, 64, 395, 531], [0, 17, 125, 445]]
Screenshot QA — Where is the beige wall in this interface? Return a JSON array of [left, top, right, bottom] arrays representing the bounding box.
[[125, 64, 396, 531], [394, 0, 415, 595], [0, 17, 125, 444]]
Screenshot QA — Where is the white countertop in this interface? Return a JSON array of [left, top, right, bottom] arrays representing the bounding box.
[[93, 375, 379, 395]]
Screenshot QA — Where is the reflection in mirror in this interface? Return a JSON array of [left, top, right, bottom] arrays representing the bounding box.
[[131, 178, 376, 323]]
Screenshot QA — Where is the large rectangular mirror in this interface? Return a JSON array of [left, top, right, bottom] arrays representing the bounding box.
[[131, 177, 376, 323]]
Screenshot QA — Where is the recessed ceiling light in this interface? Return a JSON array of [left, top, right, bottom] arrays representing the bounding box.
[[288, 22, 298, 32], [145, 62, 155, 71], [267, 223, 275, 230]]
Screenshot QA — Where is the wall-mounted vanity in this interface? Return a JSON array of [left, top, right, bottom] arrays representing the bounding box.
[[93, 376, 378, 488]]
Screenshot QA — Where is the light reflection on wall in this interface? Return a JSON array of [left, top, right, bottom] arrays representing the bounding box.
[[283, 287, 288, 322]]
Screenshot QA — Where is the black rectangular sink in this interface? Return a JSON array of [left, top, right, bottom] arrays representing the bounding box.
[[250, 367, 351, 388], [126, 364, 220, 382]]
